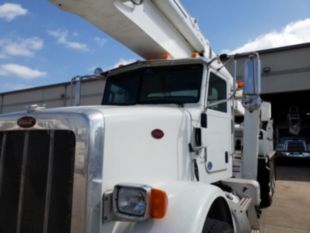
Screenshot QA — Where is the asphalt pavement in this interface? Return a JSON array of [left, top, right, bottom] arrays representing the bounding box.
[[260, 157, 310, 233]]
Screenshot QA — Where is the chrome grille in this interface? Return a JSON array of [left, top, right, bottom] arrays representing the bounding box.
[[0, 130, 76, 233]]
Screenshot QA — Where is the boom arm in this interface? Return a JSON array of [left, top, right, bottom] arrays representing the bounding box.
[[49, 0, 216, 60]]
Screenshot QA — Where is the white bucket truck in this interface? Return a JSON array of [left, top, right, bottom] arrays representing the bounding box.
[[0, 0, 272, 232]]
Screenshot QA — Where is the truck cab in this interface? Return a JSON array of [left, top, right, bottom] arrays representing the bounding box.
[[101, 58, 234, 183]]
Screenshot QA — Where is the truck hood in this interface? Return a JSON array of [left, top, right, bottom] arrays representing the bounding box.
[[96, 105, 192, 187], [0, 104, 193, 188]]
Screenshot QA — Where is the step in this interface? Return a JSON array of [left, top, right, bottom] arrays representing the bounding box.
[[239, 197, 252, 212]]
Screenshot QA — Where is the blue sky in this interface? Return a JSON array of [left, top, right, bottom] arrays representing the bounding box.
[[0, 0, 310, 93]]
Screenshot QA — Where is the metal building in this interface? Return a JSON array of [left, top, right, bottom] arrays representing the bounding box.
[[0, 76, 105, 114], [227, 43, 310, 147]]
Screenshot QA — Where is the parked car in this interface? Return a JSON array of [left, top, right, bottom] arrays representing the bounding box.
[[276, 137, 310, 158]]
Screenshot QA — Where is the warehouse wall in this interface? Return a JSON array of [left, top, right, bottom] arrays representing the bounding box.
[[226, 43, 310, 94], [0, 78, 105, 114]]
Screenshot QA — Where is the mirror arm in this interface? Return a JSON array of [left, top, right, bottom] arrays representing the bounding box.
[[204, 93, 236, 111], [206, 57, 220, 67], [216, 54, 236, 72]]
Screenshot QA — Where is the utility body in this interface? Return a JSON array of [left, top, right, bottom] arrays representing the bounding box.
[[0, 1, 275, 233]]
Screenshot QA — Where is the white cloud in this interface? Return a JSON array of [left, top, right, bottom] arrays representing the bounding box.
[[47, 29, 89, 51], [0, 37, 44, 59], [0, 64, 47, 80], [94, 37, 107, 47], [0, 3, 27, 22], [228, 18, 310, 54]]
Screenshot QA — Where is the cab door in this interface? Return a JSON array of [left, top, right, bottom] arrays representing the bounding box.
[[202, 71, 232, 181]]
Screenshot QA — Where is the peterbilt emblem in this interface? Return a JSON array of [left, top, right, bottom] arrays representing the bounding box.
[[17, 116, 36, 128]]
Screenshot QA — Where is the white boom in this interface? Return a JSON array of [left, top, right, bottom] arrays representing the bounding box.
[[49, 0, 216, 60]]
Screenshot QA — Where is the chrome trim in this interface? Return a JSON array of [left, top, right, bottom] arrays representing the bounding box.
[[71, 75, 98, 106], [16, 132, 29, 233], [71, 76, 81, 106], [0, 107, 105, 233], [102, 190, 115, 224], [43, 131, 55, 233]]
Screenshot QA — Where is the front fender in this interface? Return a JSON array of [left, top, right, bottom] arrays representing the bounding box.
[[102, 181, 229, 233]]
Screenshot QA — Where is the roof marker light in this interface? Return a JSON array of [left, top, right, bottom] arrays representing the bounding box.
[[237, 80, 245, 89], [192, 51, 200, 58], [163, 53, 172, 60]]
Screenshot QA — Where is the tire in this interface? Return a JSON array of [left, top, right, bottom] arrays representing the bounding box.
[[258, 158, 275, 208], [260, 184, 272, 208], [202, 218, 234, 233]]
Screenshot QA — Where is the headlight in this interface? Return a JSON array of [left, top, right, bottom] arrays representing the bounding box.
[[115, 185, 149, 218], [110, 184, 168, 222]]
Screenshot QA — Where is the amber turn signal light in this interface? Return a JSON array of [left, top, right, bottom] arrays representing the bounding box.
[[150, 188, 168, 219]]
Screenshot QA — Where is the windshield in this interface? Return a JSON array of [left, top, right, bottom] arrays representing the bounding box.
[[102, 64, 203, 105]]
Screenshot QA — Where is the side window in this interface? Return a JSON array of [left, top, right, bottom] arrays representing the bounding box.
[[207, 73, 227, 113]]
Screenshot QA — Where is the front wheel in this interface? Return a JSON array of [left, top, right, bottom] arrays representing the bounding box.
[[202, 218, 234, 233]]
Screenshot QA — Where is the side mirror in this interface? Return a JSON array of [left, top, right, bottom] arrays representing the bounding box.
[[244, 56, 261, 95], [242, 54, 262, 112]]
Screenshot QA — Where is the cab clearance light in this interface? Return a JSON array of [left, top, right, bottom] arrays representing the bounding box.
[[146, 53, 171, 60], [237, 80, 245, 89], [192, 51, 200, 58], [163, 52, 172, 60]]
